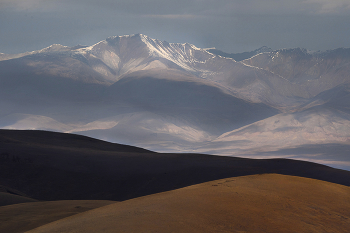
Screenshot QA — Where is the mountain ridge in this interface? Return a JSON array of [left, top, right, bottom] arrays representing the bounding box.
[[1, 34, 350, 169]]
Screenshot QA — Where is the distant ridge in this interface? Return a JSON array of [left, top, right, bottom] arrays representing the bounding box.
[[0, 129, 151, 153], [207, 46, 273, 61], [1, 34, 350, 169]]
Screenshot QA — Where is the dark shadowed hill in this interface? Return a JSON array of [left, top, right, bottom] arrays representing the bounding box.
[[0, 129, 151, 153], [0, 200, 115, 233], [0, 192, 37, 207], [1, 129, 350, 202]]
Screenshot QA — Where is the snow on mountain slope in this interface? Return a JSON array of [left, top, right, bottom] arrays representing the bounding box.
[[4, 35, 350, 109], [0, 114, 73, 132], [139, 34, 217, 72], [70, 111, 213, 152], [242, 48, 350, 98], [2, 34, 350, 112], [0, 112, 212, 151], [105, 68, 279, 135], [204, 106, 350, 155], [207, 46, 273, 61], [0, 44, 72, 62], [72, 34, 221, 82], [2, 35, 350, 169], [83, 34, 308, 109], [0, 34, 311, 109]]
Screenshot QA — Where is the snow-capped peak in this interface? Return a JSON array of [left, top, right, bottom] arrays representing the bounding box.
[[37, 44, 70, 53], [138, 34, 216, 72]]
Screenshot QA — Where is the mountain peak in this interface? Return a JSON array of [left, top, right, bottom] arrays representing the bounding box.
[[207, 46, 273, 62], [279, 47, 309, 54], [254, 46, 272, 53], [38, 44, 70, 53], [106, 33, 146, 41]]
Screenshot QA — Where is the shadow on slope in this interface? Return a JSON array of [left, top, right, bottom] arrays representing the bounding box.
[[107, 69, 280, 134], [261, 143, 350, 170], [0, 200, 115, 233], [1, 129, 350, 202], [0, 192, 37, 207]]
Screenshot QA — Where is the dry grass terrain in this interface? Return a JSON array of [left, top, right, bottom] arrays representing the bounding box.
[[28, 174, 350, 233], [0, 200, 115, 233]]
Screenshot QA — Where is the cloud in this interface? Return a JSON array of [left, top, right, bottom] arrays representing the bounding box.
[[2, 0, 350, 15], [0, 0, 58, 11], [202, 0, 350, 16], [144, 14, 201, 19], [303, 0, 350, 14], [1, 0, 350, 54]]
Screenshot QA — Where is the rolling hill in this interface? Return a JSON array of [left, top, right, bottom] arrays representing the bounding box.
[[26, 174, 350, 233], [1, 130, 350, 232]]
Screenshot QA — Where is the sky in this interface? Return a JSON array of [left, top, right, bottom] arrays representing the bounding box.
[[1, 0, 350, 54]]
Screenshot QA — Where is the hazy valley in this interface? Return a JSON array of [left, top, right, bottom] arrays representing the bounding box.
[[1, 34, 350, 170]]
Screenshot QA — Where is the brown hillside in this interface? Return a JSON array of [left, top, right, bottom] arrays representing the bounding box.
[[28, 174, 350, 233]]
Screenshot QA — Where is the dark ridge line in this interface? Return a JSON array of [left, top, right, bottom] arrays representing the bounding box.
[[1, 129, 349, 202]]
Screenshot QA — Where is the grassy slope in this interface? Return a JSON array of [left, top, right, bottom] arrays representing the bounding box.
[[1, 130, 350, 232], [28, 174, 350, 233]]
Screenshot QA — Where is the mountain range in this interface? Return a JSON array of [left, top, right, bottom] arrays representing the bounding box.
[[1, 34, 350, 170]]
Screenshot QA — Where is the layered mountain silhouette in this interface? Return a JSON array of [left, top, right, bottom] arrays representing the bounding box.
[[1, 34, 350, 169], [1, 129, 350, 232], [2, 129, 350, 201]]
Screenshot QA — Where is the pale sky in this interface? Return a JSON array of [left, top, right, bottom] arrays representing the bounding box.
[[1, 0, 350, 54]]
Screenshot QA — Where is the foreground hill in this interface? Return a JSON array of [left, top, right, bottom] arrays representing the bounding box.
[[0, 192, 36, 207], [1, 130, 350, 232], [1, 129, 350, 202], [27, 174, 350, 233], [0, 200, 115, 233]]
